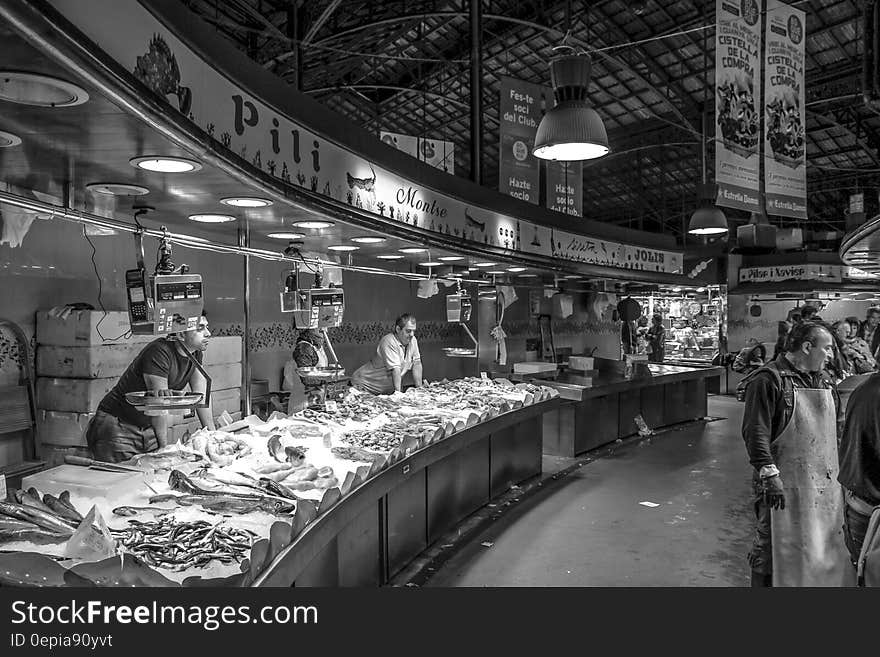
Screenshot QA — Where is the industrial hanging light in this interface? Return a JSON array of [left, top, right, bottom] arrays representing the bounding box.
[[533, 50, 609, 161], [689, 184, 729, 235], [688, 8, 727, 236]]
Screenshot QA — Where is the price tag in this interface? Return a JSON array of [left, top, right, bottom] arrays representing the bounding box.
[[480, 371, 489, 380], [324, 400, 338, 413]]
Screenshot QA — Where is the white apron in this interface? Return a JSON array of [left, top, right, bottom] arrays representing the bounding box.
[[771, 387, 855, 587]]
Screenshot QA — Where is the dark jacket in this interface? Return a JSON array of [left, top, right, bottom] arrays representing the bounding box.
[[741, 355, 837, 471], [838, 373, 880, 506], [858, 321, 880, 358]]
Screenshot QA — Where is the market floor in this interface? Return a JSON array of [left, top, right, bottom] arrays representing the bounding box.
[[423, 395, 754, 587]]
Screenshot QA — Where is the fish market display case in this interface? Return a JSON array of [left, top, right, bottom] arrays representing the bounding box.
[[0, 378, 559, 588], [538, 362, 723, 457]]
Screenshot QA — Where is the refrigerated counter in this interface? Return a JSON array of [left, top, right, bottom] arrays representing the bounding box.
[[538, 363, 723, 457]]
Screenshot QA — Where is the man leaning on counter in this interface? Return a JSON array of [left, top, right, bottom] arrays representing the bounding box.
[[352, 313, 424, 394], [85, 315, 215, 463]]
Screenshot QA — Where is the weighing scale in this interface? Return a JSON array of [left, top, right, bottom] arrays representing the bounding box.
[[443, 289, 478, 358], [281, 264, 349, 407]]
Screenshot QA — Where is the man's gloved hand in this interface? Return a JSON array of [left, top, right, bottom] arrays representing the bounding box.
[[763, 474, 786, 510]]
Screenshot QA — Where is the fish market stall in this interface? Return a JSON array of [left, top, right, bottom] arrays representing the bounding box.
[[0, 377, 558, 587]]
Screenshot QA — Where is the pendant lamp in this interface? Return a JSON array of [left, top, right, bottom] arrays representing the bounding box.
[[533, 52, 609, 161], [688, 183, 729, 235], [688, 11, 728, 237]]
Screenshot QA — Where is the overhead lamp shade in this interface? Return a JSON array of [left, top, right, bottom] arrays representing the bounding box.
[[534, 102, 610, 160], [688, 204, 729, 235], [534, 53, 609, 161]]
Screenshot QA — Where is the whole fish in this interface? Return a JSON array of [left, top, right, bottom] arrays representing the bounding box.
[[0, 519, 41, 531], [0, 527, 70, 543], [177, 494, 295, 515], [112, 506, 173, 517], [42, 494, 84, 523], [0, 501, 75, 535]]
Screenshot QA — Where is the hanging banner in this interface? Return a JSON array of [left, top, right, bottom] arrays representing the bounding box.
[[498, 76, 548, 204], [715, 0, 762, 212], [545, 161, 583, 217], [764, 0, 807, 218]]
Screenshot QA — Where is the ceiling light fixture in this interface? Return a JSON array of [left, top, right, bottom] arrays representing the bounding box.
[[130, 156, 202, 173], [188, 213, 236, 223], [0, 72, 89, 107], [517, 273, 539, 278], [487, 270, 506, 275], [350, 236, 387, 244], [507, 267, 527, 272], [293, 220, 334, 229], [220, 197, 273, 208], [533, 51, 609, 161], [0, 130, 22, 147], [438, 256, 465, 261], [688, 14, 728, 237], [419, 261, 443, 267], [399, 247, 428, 254], [473, 262, 497, 267], [328, 245, 359, 252], [86, 182, 150, 196], [376, 254, 405, 260], [267, 232, 305, 240]]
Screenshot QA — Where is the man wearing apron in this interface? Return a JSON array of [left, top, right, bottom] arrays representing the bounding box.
[[352, 314, 423, 395], [741, 321, 852, 586]]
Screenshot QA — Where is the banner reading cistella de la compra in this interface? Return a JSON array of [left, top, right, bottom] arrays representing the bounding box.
[[764, 0, 807, 218], [715, 0, 762, 212]]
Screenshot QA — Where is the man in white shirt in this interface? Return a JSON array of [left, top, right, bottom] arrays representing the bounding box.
[[352, 314, 424, 394]]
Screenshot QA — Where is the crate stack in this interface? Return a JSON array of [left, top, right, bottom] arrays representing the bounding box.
[[34, 310, 243, 466]]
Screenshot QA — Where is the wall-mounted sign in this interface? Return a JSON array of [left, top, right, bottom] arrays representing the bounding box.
[[46, 0, 682, 274], [739, 264, 843, 283], [763, 0, 807, 219], [715, 0, 762, 213], [545, 161, 583, 217], [844, 266, 880, 280], [498, 77, 548, 205]]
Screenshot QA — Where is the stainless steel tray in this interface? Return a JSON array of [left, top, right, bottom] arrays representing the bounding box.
[[125, 391, 203, 409]]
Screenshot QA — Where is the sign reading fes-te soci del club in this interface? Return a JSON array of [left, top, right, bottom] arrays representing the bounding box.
[[44, 0, 683, 275]]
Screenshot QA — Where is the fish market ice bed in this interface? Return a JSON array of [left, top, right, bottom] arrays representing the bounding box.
[[0, 377, 560, 587]]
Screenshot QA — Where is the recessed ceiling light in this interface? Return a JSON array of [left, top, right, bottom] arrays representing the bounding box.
[[473, 262, 497, 267], [507, 267, 527, 272], [564, 275, 581, 279], [517, 273, 539, 278], [189, 213, 236, 223], [0, 130, 21, 147], [267, 232, 305, 239], [220, 197, 273, 208], [419, 261, 443, 267], [131, 156, 202, 173], [328, 245, 359, 251], [439, 256, 465, 261], [86, 182, 150, 196], [293, 220, 334, 229], [376, 254, 405, 260], [0, 72, 89, 107], [351, 236, 386, 244], [399, 247, 428, 254], [487, 270, 506, 275]]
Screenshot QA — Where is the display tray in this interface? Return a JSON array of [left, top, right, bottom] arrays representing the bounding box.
[[442, 347, 477, 357], [124, 391, 203, 409]]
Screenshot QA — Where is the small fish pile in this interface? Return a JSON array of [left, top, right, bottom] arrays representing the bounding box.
[[0, 489, 83, 543], [112, 518, 255, 572]]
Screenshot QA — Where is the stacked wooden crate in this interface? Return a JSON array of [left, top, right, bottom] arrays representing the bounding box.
[[34, 310, 242, 465]]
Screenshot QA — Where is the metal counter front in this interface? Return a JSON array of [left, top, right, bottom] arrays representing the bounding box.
[[540, 365, 723, 457], [254, 397, 557, 586]]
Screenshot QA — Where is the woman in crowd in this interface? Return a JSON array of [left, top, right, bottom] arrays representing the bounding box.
[[839, 318, 877, 374]]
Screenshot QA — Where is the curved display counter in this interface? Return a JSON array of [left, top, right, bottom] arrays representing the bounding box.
[[253, 396, 558, 586], [539, 364, 723, 457]]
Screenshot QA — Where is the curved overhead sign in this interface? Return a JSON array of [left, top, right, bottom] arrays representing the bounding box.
[[43, 0, 683, 275]]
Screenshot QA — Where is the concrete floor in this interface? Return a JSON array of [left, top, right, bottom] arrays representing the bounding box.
[[424, 396, 754, 587]]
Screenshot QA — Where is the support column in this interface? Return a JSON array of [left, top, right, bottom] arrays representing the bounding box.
[[238, 224, 251, 415], [470, 0, 482, 185]]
